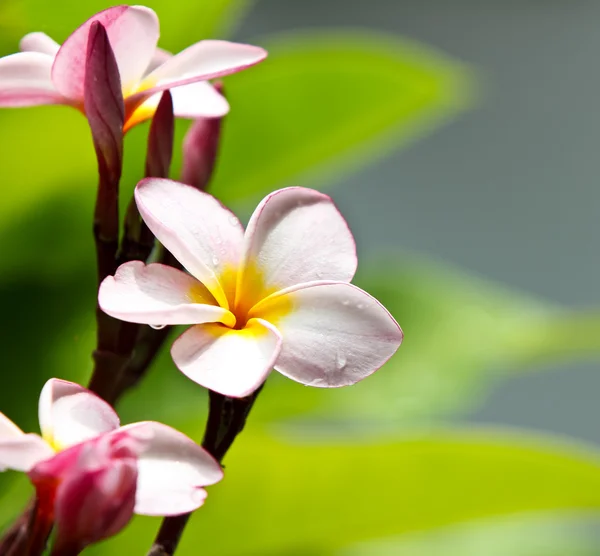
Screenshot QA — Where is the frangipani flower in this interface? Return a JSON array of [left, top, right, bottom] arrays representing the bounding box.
[[99, 179, 403, 397], [0, 5, 266, 131], [0, 379, 222, 537]]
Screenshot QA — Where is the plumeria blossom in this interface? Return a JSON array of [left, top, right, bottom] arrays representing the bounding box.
[[0, 5, 266, 131], [99, 179, 403, 397], [0, 378, 223, 545]]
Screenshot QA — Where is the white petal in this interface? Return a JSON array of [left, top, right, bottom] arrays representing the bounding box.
[[0, 412, 24, 439], [39, 379, 120, 450], [126, 81, 229, 128], [251, 281, 403, 387], [136, 40, 267, 100], [0, 52, 63, 106], [0, 433, 54, 472], [99, 261, 235, 327], [171, 81, 229, 119], [146, 47, 172, 74], [236, 187, 357, 313], [135, 178, 245, 310], [118, 422, 222, 516], [171, 319, 282, 397], [20, 32, 60, 56]]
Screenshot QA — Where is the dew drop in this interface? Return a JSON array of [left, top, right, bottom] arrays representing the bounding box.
[[342, 300, 350, 306], [356, 303, 364, 310], [228, 215, 238, 226], [212, 256, 219, 266], [316, 271, 323, 278], [336, 351, 347, 370], [150, 324, 167, 330]]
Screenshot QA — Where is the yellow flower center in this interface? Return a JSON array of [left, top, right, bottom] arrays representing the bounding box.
[[190, 261, 293, 333]]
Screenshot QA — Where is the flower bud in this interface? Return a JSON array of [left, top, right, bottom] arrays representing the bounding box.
[[181, 83, 224, 191], [30, 433, 140, 554]]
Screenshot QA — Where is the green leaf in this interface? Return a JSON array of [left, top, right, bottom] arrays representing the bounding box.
[[84, 428, 600, 555], [209, 30, 473, 206], [338, 513, 599, 556]]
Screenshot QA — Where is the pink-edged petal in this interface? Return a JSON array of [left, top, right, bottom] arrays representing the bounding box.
[[39, 379, 120, 450], [171, 318, 282, 397], [0, 52, 63, 106], [134, 40, 266, 101], [251, 281, 403, 387], [146, 47, 172, 74], [0, 412, 23, 439], [236, 187, 357, 312], [0, 433, 54, 472], [20, 33, 60, 56], [99, 261, 235, 327], [52, 5, 159, 102], [125, 81, 228, 129], [117, 421, 223, 516], [135, 178, 245, 309], [171, 80, 229, 118]]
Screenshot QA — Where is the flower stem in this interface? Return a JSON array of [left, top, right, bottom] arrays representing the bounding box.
[[146, 387, 263, 556]]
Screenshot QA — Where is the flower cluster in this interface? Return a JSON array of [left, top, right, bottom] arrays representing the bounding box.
[[0, 379, 221, 553], [0, 4, 402, 554]]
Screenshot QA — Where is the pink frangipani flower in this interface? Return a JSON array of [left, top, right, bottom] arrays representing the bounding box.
[[0, 378, 222, 548], [0, 5, 266, 131], [99, 179, 403, 397]]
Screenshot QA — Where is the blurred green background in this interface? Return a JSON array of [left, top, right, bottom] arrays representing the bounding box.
[[1, 0, 600, 554]]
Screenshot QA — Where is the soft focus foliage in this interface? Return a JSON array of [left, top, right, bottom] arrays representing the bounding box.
[[1, 1, 600, 555]]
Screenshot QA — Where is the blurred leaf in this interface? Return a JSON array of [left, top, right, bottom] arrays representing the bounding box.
[[209, 30, 473, 206], [19, 0, 252, 50], [338, 513, 600, 556], [85, 428, 600, 555]]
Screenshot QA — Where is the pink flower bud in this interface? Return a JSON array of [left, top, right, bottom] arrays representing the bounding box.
[[30, 433, 140, 554], [181, 83, 224, 191]]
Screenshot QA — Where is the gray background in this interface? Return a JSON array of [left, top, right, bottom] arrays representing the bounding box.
[[235, 0, 600, 442]]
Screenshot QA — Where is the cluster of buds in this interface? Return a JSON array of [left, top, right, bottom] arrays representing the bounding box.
[[0, 4, 403, 555]]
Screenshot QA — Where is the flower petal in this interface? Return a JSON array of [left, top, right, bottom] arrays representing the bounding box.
[[171, 80, 229, 119], [134, 40, 266, 101], [146, 47, 172, 74], [125, 81, 228, 129], [20, 32, 60, 56], [0, 52, 63, 106], [135, 178, 245, 309], [118, 422, 223, 516], [99, 261, 235, 327], [0, 433, 54, 472], [252, 281, 403, 387], [52, 5, 159, 102], [0, 412, 24, 439], [237, 187, 357, 311], [39, 379, 120, 450], [171, 318, 282, 397]]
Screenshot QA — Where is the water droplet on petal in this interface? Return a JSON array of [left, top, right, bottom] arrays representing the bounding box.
[[150, 324, 167, 330], [336, 351, 347, 370], [228, 215, 238, 226], [342, 300, 350, 306], [357, 303, 364, 310], [212, 256, 219, 266], [316, 271, 323, 278]]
